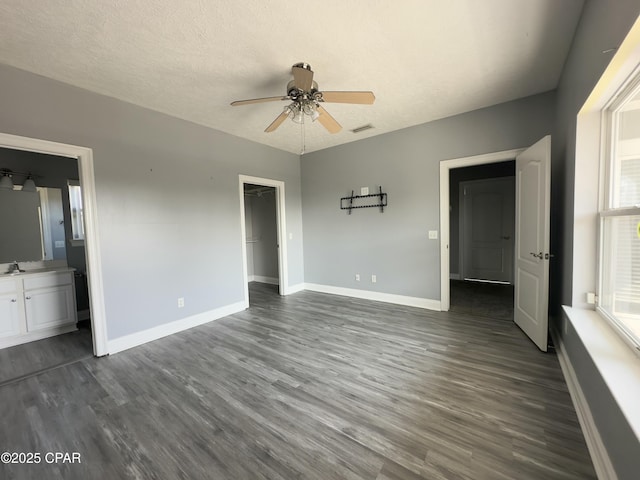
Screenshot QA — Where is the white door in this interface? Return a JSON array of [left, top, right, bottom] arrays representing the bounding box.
[[461, 177, 515, 283], [514, 136, 551, 351]]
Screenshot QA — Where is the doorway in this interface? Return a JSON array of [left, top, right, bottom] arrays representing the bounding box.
[[439, 148, 524, 312], [244, 183, 279, 302], [238, 175, 288, 306], [440, 138, 552, 351], [0, 132, 107, 361], [448, 161, 516, 320]]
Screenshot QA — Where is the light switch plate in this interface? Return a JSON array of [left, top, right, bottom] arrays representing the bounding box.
[[428, 230, 438, 239], [360, 187, 369, 196]]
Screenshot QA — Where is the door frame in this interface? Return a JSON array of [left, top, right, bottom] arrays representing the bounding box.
[[439, 148, 524, 311], [0, 132, 108, 356], [238, 175, 288, 304]]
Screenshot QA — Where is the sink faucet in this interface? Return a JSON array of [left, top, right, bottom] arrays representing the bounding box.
[[7, 261, 21, 273]]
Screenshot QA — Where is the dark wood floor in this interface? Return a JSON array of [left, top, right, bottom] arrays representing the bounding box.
[[450, 280, 514, 321], [0, 323, 93, 386], [0, 282, 595, 479]]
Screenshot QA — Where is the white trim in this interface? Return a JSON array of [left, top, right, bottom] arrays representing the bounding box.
[[287, 283, 305, 294], [0, 133, 108, 356], [439, 148, 524, 311], [250, 275, 279, 285], [551, 319, 619, 480], [304, 283, 441, 311], [239, 175, 290, 302], [108, 300, 246, 354]]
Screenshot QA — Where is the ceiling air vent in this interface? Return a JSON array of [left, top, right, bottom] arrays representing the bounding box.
[[351, 124, 374, 133]]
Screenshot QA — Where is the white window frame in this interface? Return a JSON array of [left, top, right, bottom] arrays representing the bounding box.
[[597, 67, 640, 353]]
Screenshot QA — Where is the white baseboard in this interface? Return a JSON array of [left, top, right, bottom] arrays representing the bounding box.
[[550, 326, 618, 480], [251, 275, 279, 285], [285, 283, 305, 295], [450, 273, 461, 280], [107, 301, 247, 354], [303, 283, 441, 311]]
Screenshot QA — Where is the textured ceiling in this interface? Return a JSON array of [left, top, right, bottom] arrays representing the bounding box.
[[0, 1, 584, 154]]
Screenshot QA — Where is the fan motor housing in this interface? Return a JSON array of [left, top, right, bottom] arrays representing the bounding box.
[[287, 80, 319, 98]]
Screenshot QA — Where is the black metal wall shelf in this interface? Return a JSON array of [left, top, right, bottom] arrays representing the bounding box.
[[340, 186, 388, 214]]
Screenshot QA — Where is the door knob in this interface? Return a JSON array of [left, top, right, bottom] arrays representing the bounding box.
[[545, 253, 555, 260], [530, 252, 543, 259]]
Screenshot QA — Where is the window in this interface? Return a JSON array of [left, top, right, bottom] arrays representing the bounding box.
[[67, 180, 85, 245], [599, 73, 640, 348]]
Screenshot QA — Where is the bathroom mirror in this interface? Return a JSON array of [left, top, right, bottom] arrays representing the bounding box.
[[0, 187, 66, 264]]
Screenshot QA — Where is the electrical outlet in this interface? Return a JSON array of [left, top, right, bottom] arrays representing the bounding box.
[[428, 230, 438, 240], [355, 274, 360, 281], [177, 297, 185, 308], [360, 187, 369, 196], [371, 274, 377, 283]]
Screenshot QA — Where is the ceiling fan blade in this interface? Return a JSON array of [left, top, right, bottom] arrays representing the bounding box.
[[292, 65, 314, 91], [320, 91, 376, 104], [264, 110, 290, 133], [231, 96, 288, 106], [316, 106, 342, 134]]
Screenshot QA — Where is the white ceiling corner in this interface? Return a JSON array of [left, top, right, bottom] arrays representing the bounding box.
[[0, 1, 584, 155]]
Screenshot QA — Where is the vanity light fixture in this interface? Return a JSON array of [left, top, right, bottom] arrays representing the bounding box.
[[0, 169, 39, 191], [0, 170, 13, 190], [22, 174, 37, 192]]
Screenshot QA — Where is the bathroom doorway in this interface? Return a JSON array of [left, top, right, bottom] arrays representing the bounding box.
[[0, 132, 107, 367], [0, 146, 95, 384]]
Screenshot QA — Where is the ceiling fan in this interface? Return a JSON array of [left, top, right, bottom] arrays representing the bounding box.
[[230, 63, 375, 134]]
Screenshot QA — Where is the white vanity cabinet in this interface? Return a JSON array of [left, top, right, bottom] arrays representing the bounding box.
[[0, 269, 78, 349], [0, 279, 21, 339]]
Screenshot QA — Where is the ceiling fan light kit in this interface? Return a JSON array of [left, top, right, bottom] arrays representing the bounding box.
[[231, 63, 375, 134]]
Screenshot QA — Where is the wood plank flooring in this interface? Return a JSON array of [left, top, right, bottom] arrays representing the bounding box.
[[0, 282, 596, 479], [450, 280, 514, 321], [0, 323, 93, 386]]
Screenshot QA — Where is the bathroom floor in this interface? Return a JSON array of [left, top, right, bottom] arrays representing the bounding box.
[[0, 322, 93, 386]]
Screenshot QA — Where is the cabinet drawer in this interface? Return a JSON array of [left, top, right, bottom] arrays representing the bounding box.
[[0, 278, 18, 295], [23, 272, 73, 290]]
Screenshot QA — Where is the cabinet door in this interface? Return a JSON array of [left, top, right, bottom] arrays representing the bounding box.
[[24, 285, 75, 332], [0, 293, 21, 338]]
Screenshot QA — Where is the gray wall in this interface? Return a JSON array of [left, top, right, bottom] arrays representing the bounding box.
[[0, 63, 303, 341], [249, 190, 278, 279], [302, 91, 554, 300], [244, 197, 255, 278], [552, 1, 640, 478]]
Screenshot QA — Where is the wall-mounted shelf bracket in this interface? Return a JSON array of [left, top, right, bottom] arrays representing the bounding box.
[[340, 186, 388, 214]]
